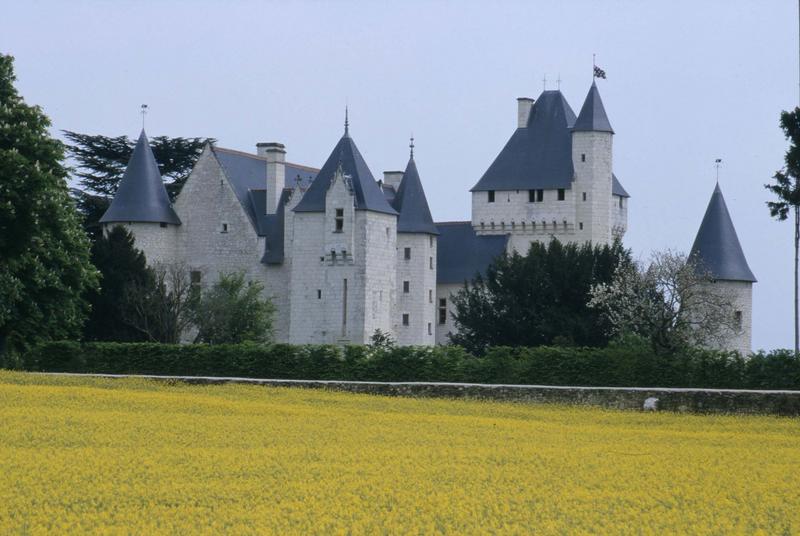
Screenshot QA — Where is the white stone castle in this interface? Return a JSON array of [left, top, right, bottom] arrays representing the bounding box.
[[100, 82, 756, 352]]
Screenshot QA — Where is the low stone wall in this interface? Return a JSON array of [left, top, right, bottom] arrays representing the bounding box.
[[40, 373, 800, 416]]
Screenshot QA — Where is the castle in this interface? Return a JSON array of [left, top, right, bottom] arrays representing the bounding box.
[[100, 81, 756, 352]]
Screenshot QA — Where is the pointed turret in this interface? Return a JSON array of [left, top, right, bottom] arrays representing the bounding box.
[[100, 130, 180, 225], [690, 184, 756, 282], [572, 81, 614, 134], [393, 154, 438, 235], [293, 124, 397, 215]]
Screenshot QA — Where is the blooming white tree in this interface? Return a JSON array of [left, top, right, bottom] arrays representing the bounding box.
[[588, 251, 739, 353]]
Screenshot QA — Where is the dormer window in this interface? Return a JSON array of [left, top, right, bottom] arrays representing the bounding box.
[[488, 190, 495, 203], [334, 208, 344, 232]]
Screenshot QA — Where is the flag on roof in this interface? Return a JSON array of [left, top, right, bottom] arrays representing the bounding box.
[[593, 65, 607, 79]]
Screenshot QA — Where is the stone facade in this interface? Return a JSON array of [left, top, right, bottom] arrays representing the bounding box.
[[108, 81, 755, 354]]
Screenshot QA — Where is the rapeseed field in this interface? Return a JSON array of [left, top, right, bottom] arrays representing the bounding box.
[[0, 371, 797, 534]]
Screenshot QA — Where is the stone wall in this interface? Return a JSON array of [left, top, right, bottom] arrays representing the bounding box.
[[51, 373, 800, 416], [395, 233, 437, 345], [435, 282, 462, 345]]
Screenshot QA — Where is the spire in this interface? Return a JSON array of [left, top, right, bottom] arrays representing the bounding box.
[[392, 152, 438, 235], [293, 130, 397, 215], [689, 184, 756, 282], [100, 130, 181, 225], [344, 106, 349, 137], [409, 135, 415, 159], [572, 81, 614, 134]]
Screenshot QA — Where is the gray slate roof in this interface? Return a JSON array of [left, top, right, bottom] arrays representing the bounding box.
[[100, 130, 181, 225], [436, 222, 508, 284], [572, 82, 614, 133], [689, 184, 756, 282], [294, 132, 398, 215], [392, 157, 439, 235], [213, 147, 316, 236], [471, 90, 577, 192], [612, 174, 629, 198]]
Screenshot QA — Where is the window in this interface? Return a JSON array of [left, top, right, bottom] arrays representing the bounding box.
[[334, 208, 344, 232], [429, 256, 433, 270], [582, 192, 587, 202], [190, 271, 202, 285], [438, 298, 447, 325], [563, 220, 567, 229], [428, 323, 432, 335], [488, 190, 495, 203], [404, 247, 411, 260], [317, 289, 322, 299], [490, 222, 495, 229], [557, 189, 565, 201], [579, 222, 584, 230], [402, 313, 409, 326], [429, 236, 434, 248], [429, 289, 433, 303], [528, 189, 535, 203], [403, 281, 410, 293], [160, 222, 168, 228], [221, 222, 228, 233], [619, 196, 624, 209], [734, 310, 743, 329], [581, 153, 586, 162], [537, 189, 544, 202]]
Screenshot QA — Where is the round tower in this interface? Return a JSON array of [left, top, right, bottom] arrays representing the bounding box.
[[571, 81, 615, 245], [99, 130, 181, 265], [392, 141, 439, 346], [689, 184, 757, 355]]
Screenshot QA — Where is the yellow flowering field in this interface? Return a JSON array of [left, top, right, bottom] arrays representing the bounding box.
[[0, 371, 797, 534]]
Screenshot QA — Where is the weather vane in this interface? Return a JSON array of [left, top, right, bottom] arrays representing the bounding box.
[[140, 104, 148, 129], [409, 134, 415, 158], [715, 158, 722, 183]]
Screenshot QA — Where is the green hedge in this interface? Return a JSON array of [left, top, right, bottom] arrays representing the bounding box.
[[10, 341, 800, 390]]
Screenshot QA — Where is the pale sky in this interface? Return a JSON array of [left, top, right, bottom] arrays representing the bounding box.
[[2, 0, 797, 351]]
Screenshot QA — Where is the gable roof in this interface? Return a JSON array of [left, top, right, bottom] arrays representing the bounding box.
[[212, 146, 316, 236], [471, 90, 577, 192], [572, 82, 614, 133], [689, 184, 756, 282], [294, 132, 398, 215], [436, 222, 508, 284], [392, 157, 439, 235], [100, 130, 181, 225]]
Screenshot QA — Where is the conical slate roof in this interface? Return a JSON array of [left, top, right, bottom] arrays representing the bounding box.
[[471, 90, 577, 191], [294, 130, 397, 215], [689, 184, 756, 282], [572, 82, 614, 134], [392, 156, 438, 235], [100, 130, 181, 225]]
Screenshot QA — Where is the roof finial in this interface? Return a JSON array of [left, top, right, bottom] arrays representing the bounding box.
[[715, 158, 722, 184], [409, 134, 415, 159], [140, 104, 148, 130], [344, 105, 349, 136]]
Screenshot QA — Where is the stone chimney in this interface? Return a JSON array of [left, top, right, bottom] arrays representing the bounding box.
[[257, 142, 285, 214], [517, 97, 534, 128], [383, 171, 404, 190]]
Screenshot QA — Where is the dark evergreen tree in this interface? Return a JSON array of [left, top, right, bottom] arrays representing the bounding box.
[[63, 130, 214, 239], [83, 226, 153, 341], [0, 54, 99, 355], [766, 108, 800, 355], [450, 239, 630, 354]]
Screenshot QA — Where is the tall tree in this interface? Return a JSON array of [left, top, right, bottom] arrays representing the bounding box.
[[0, 54, 99, 355], [450, 239, 630, 354], [63, 130, 214, 239], [766, 108, 800, 355], [83, 226, 153, 342]]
